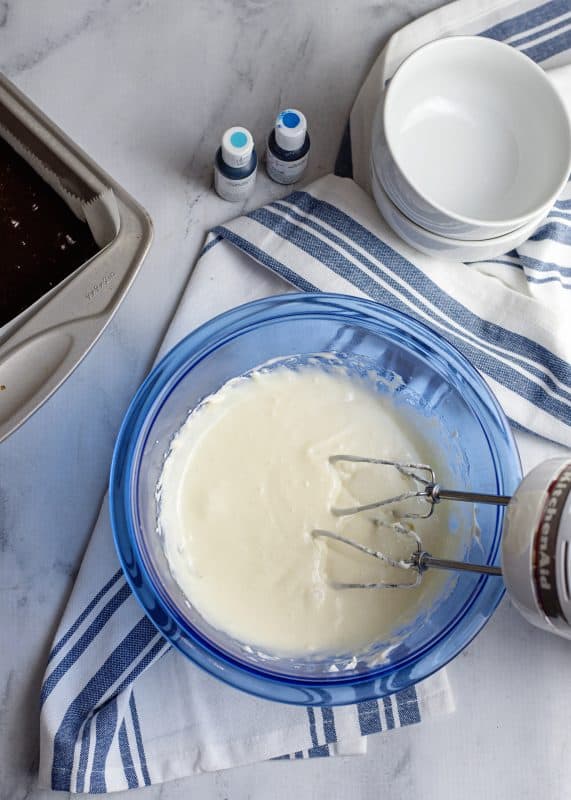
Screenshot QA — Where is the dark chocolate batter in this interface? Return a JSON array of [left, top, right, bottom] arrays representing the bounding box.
[[0, 137, 98, 327]]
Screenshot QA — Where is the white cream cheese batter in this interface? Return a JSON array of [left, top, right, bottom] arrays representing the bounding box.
[[158, 362, 457, 655]]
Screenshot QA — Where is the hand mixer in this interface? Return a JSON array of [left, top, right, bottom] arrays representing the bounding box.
[[313, 456, 571, 640]]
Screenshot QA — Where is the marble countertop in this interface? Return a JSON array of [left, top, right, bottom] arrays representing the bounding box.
[[2, 1, 570, 798]]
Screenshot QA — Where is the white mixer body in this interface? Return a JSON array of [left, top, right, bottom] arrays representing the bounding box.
[[502, 457, 571, 639]]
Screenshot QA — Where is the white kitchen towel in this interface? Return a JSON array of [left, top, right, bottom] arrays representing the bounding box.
[[40, 0, 571, 794]]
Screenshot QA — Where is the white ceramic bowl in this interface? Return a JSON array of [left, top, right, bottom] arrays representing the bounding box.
[[371, 160, 545, 262], [371, 36, 571, 241]]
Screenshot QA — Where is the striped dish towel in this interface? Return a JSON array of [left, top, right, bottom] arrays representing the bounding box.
[[40, 0, 571, 794], [39, 243, 454, 795]]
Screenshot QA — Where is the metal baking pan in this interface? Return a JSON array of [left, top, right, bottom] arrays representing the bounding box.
[[0, 73, 153, 442]]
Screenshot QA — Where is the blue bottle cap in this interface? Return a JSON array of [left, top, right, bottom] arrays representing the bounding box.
[[275, 109, 307, 152], [221, 127, 255, 168]]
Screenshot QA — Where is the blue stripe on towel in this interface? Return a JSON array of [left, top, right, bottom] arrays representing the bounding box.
[[199, 234, 223, 258], [118, 719, 139, 789], [51, 616, 158, 791], [213, 226, 319, 293], [529, 221, 571, 246], [480, 0, 570, 44], [480, 258, 570, 287], [548, 211, 571, 224], [41, 582, 132, 706], [114, 638, 169, 699], [89, 697, 118, 793], [253, 199, 571, 420], [522, 28, 571, 62], [357, 700, 382, 735], [48, 570, 124, 665], [520, 254, 571, 279], [383, 696, 395, 729], [306, 707, 319, 747], [396, 686, 421, 726], [308, 744, 331, 758], [321, 707, 337, 743], [522, 274, 571, 286], [130, 693, 152, 786], [273, 193, 571, 392], [508, 13, 571, 48]]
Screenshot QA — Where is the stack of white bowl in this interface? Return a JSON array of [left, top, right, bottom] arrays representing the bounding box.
[[371, 36, 571, 262]]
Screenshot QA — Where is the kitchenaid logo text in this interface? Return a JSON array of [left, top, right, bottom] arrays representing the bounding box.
[[536, 468, 571, 592], [85, 272, 116, 301]]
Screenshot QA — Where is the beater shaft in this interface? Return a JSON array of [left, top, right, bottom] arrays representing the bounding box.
[[413, 552, 503, 576], [430, 486, 511, 506]]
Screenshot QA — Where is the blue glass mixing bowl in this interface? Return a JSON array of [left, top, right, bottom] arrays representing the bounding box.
[[110, 293, 521, 705]]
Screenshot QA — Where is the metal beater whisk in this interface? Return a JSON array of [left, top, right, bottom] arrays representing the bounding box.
[[312, 456, 509, 589]]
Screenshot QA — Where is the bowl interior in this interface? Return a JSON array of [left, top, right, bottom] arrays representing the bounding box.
[[112, 295, 521, 703], [384, 37, 571, 225]]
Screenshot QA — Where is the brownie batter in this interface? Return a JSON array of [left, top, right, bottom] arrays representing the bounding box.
[[0, 137, 98, 327]]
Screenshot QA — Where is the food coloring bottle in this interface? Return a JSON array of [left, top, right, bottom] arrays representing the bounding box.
[[214, 127, 257, 202], [266, 109, 310, 185]]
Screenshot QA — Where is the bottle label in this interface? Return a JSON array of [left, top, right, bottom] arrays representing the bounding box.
[[214, 166, 257, 202], [266, 149, 308, 185]]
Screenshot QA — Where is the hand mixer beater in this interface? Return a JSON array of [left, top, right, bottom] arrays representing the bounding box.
[[313, 456, 571, 640]]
